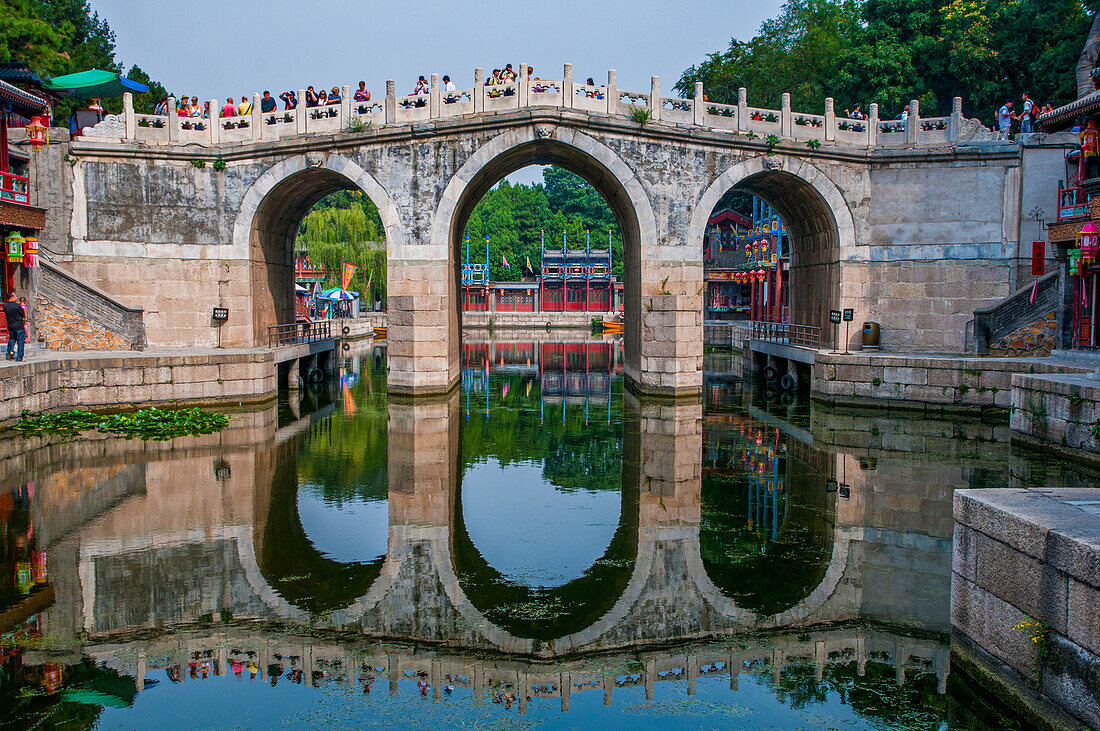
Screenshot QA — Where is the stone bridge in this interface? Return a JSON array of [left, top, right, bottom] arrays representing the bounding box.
[[28, 389, 951, 657], [35, 64, 1042, 395]]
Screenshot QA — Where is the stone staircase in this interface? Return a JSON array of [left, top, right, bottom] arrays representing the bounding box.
[[34, 260, 145, 350]]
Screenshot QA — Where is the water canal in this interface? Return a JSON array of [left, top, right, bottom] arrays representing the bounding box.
[[2, 337, 1095, 729]]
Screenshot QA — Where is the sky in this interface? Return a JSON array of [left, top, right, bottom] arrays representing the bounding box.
[[91, 0, 782, 183]]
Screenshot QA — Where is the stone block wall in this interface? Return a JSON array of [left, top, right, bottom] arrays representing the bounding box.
[[850, 261, 1013, 353], [1010, 372, 1100, 459], [0, 352, 276, 426], [953, 488, 1100, 728], [813, 353, 1090, 413], [65, 257, 252, 348]]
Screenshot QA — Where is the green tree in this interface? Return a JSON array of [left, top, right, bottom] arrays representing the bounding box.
[[676, 0, 1097, 121], [0, 0, 173, 120]]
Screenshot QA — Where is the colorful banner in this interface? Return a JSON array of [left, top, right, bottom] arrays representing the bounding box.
[[341, 261, 357, 291]]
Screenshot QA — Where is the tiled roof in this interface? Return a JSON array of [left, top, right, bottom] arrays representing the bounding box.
[[0, 79, 49, 117]]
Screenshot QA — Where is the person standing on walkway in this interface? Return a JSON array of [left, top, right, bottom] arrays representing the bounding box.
[[997, 99, 1015, 140], [4, 293, 25, 362], [1020, 92, 1036, 134]]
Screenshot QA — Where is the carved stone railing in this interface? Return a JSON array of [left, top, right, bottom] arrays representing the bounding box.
[[86, 64, 995, 149]]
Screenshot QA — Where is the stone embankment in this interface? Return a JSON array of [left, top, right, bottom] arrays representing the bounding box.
[[1011, 371, 1100, 461], [462, 311, 606, 329], [953, 488, 1100, 729], [0, 350, 276, 426], [812, 352, 1090, 415]]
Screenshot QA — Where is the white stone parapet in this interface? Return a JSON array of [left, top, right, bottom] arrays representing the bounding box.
[[95, 64, 994, 148]]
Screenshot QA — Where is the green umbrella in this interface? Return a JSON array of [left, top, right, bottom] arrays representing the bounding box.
[[42, 69, 149, 99]]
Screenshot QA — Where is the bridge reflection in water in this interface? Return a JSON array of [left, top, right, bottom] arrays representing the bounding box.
[[6, 340, 1086, 725]]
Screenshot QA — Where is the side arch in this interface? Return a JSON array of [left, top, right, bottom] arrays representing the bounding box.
[[686, 156, 858, 330], [230, 153, 405, 344]]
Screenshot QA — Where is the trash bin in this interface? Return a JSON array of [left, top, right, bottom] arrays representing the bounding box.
[[862, 322, 880, 350]]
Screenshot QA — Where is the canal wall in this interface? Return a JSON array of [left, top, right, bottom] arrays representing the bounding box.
[[462, 311, 604, 329], [1010, 372, 1100, 462], [952, 488, 1100, 729], [0, 351, 276, 427], [811, 352, 1090, 415]]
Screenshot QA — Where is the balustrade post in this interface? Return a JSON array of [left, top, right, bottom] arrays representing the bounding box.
[[123, 92, 135, 139], [781, 92, 792, 138], [693, 81, 704, 126], [168, 96, 179, 142], [208, 99, 219, 143], [907, 99, 920, 145], [430, 73, 440, 118], [341, 85, 351, 127], [473, 68, 484, 113], [650, 76, 660, 122], [252, 93, 262, 140], [824, 97, 836, 142], [902, 100, 919, 145], [518, 63, 529, 107], [868, 103, 879, 146], [737, 87, 748, 131], [607, 69, 617, 115], [296, 89, 307, 134], [385, 81, 396, 124], [948, 96, 963, 141], [563, 63, 573, 109]]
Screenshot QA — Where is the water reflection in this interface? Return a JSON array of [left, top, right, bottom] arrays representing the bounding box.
[[2, 337, 1097, 728]]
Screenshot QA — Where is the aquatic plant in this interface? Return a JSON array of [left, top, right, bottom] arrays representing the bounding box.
[[15, 407, 231, 440]]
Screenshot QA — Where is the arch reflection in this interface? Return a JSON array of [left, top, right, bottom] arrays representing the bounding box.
[[451, 342, 637, 640], [700, 408, 834, 616], [258, 358, 389, 615]]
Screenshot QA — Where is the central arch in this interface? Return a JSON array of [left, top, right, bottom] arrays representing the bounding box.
[[687, 156, 855, 332], [431, 127, 658, 385]]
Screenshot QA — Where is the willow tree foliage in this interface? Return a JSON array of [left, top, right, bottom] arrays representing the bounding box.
[[676, 0, 1097, 121], [296, 191, 386, 303]]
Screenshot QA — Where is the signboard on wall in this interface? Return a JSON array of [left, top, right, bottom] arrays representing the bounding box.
[[1031, 241, 1045, 276]]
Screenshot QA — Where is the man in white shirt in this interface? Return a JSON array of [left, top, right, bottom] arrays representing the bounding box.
[[443, 75, 457, 104]]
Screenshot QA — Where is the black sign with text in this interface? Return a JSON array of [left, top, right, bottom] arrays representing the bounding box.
[[843, 309, 854, 322], [212, 308, 229, 321], [829, 310, 841, 324]]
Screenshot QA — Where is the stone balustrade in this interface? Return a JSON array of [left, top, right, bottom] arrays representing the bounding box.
[[85, 64, 992, 149]]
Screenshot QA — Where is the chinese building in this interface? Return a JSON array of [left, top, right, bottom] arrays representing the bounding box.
[[461, 232, 622, 314], [1040, 87, 1100, 347], [704, 197, 789, 322], [0, 77, 50, 300], [540, 232, 619, 313]]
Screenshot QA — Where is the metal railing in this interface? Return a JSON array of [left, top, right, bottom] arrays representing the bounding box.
[[750, 320, 821, 349], [268, 319, 331, 347]]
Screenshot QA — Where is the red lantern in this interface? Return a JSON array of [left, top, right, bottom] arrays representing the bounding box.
[[1082, 222, 1099, 266], [27, 117, 47, 150]]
